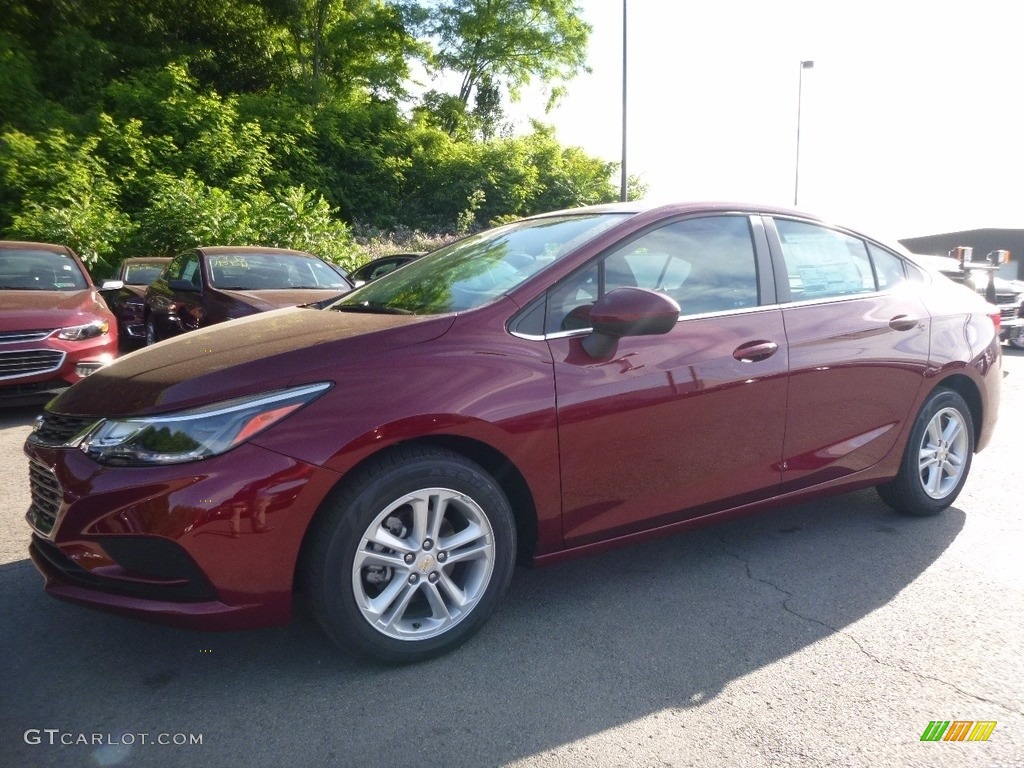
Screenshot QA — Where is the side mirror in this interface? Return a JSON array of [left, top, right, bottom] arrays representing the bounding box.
[[99, 279, 124, 291], [168, 278, 200, 292], [582, 287, 680, 358]]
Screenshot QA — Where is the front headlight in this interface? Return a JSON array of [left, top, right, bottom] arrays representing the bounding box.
[[79, 382, 331, 466], [57, 321, 109, 340]]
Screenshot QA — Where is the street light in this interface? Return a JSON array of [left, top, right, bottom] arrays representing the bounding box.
[[794, 59, 814, 206], [620, 0, 628, 202]]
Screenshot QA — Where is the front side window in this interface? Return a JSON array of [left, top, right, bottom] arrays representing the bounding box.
[[331, 213, 631, 315], [165, 252, 194, 282], [181, 254, 202, 288], [546, 216, 760, 333]]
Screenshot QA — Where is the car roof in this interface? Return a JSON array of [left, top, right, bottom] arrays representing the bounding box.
[[0, 240, 74, 254], [527, 200, 827, 222], [196, 246, 317, 258]]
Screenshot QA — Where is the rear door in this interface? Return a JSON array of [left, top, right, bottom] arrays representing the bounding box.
[[546, 214, 790, 547], [765, 217, 930, 492]]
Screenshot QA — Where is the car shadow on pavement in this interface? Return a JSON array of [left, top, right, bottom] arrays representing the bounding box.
[[0, 488, 963, 768]]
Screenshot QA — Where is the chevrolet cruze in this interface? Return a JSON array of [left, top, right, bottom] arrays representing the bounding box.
[[23, 203, 1001, 662]]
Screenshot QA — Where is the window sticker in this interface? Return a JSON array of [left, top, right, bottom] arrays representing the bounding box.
[[210, 255, 250, 268]]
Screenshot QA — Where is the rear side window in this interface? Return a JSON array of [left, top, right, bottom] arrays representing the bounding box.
[[867, 243, 907, 290], [775, 220, 875, 300]]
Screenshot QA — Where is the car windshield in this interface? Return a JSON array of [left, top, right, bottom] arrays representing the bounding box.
[[331, 213, 630, 315], [0, 249, 89, 290], [123, 263, 166, 285], [208, 252, 350, 291]]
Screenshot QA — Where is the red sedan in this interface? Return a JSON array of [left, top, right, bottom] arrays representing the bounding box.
[[24, 203, 1001, 662], [1, 241, 118, 405], [143, 246, 352, 344]]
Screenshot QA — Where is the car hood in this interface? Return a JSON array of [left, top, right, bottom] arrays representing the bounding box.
[[217, 288, 349, 311], [0, 289, 111, 331], [49, 306, 454, 416]]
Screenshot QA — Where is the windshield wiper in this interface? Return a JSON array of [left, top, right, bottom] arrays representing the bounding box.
[[331, 302, 414, 315]]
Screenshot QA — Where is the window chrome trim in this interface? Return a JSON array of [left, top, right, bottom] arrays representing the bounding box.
[[509, 302, 787, 342]]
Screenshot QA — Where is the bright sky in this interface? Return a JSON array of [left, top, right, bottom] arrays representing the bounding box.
[[510, 0, 1024, 242]]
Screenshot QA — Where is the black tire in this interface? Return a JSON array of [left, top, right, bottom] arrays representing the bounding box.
[[301, 446, 516, 662], [877, 388, 975, 516]]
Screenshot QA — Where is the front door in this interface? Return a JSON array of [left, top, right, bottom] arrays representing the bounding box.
[[545, 215, 790, 547]]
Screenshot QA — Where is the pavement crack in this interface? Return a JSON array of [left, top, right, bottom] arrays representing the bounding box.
[[714, 534, 1024, 717]]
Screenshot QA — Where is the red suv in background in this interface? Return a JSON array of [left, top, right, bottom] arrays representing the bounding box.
[[0, 241, 118, 405]]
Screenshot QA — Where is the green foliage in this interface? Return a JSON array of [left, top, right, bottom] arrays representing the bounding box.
[[0, 0, 630, 270], [429, 0, 591, 110]]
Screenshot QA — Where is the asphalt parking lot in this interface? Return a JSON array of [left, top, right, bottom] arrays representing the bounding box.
[[1, 350, 1022, 768]]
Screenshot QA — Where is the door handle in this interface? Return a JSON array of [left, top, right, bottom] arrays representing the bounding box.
[[733, 340, 779, 363], [888, 315, 920, 331]]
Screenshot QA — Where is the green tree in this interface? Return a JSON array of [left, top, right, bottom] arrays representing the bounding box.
[[266, 0, 426, 104], [428, 0, 591, 113]]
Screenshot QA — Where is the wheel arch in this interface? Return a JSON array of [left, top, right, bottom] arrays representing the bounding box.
[[294, 434, 540, 595], [930, 373, 983, 448]]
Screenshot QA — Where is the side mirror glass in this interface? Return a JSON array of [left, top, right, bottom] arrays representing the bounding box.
[[582, 287, 680, 358]]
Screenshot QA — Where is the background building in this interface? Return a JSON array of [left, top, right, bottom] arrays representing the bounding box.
[[900, 229, 1024, 281]]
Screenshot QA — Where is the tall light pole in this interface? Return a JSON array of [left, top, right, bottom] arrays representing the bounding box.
[[794, 60, 814, 206], [620, 0, 628, 202]]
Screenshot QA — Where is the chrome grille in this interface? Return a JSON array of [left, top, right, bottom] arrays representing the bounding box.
[[0, 349, 64, 380], [0, 329, 54, 343], [27, 459, 63, 536], [32, 412, 98, 445]]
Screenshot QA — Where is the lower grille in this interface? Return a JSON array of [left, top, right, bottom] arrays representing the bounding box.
[[0, 349, 64, 380], [1000, 305, 1020, 322], [27, 459, 63, 536]]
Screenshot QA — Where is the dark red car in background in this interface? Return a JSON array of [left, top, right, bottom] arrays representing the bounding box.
[[99, 256, 172, 349], [1, 241, 118, 405], [24, 203, 1001, 662], [143, 246, 352, 344]]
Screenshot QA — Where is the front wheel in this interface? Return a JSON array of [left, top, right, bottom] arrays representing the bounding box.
[[302, 446, 516, 662], [877, 388, 975, 516]]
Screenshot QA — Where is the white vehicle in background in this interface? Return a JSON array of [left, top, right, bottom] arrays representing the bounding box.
[[909, 247, 1024, 350]]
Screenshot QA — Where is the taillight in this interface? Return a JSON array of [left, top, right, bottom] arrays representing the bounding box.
[[989, 310, 1001, 333]]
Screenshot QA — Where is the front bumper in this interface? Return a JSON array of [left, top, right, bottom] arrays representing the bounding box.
[[1000, 317, 1023, 342], [24, 438, 341, 629], [1, 333, 118, 404]]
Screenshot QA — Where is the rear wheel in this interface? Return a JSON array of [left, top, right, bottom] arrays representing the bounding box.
[[302, 446, 516, 662], [145, 317, 158, 346], [877, 388, 974, 516]]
